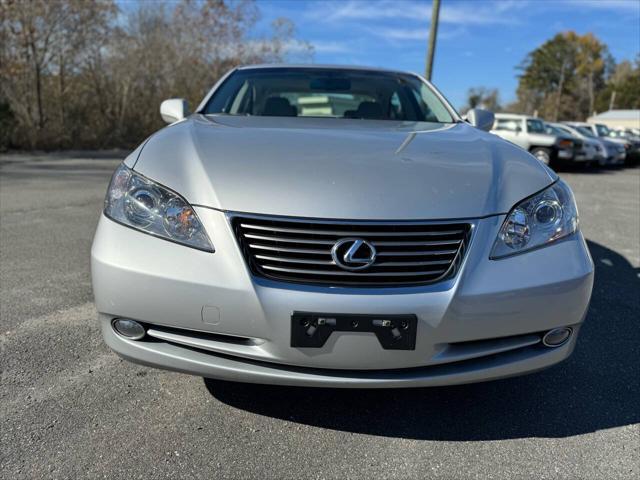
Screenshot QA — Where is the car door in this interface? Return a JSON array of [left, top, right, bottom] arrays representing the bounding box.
[[492, 118, 526, 149]]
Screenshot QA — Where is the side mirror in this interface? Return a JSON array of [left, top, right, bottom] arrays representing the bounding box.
[[515, 125, 522, 134], [466, 108, 495, 132], [160, 98, 190, 124]]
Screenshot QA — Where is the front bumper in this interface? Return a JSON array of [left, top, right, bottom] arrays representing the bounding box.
[[91, 209, 594, 387], [557, 148, 574, 160], [607, 149, 626, 164]]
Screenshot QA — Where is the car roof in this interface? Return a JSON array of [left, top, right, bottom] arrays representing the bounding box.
[[554, 123, 580, 132], [494, 113, 539, 120], [236, 64, 416, 76], [564, 122, 591, 127]]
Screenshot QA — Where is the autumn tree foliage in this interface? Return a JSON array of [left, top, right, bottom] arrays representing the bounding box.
[[0, 0, 312, 150], [511, 31, 623, 121], [461, 87, 501, 114], [452, 32, 637, 121], [595, 57, 640, 112]]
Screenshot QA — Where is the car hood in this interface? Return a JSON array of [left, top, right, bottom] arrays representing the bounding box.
[[132, 115, 556, 220], [604, 137, 630, 147], [600, 138, 625, 150], [580, 136, 601, 147]]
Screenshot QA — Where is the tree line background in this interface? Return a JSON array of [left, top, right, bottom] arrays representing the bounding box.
[[1, 1, 639, 152], [0, 0, 312, 150], [463, 31, 640, 119]]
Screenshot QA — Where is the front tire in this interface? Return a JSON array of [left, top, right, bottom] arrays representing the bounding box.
[[531, 147, 552, 165]]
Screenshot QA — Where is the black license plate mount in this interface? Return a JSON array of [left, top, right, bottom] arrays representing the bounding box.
[[291, 312, 417, 350]]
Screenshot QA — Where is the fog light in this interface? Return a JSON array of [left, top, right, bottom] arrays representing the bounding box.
[[542, 327, 572, 347], [112, 318, 146, 340]]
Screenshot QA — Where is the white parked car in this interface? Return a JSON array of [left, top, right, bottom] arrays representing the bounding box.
[[491, 114, 575, 166]]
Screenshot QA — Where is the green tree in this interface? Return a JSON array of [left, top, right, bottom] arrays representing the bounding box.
[[514, 31, 614, 121], [575, 33, 613, 116], [0, 0, 312, 150], [596, 57, 640, 112], [0, 0, 117, 148], [462, 87, 501, 113]]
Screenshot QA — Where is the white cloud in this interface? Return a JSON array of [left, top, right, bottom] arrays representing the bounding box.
[[256, 40, 351, 57], [312, 41, 354, 54], [440, 1, 522, 26], [310, 0, 522, 26], [559, 0, 640, 11], [373, 25, 467, 42], [317, 0, 426, 21], [374, 27, 428, 41], [281, 40, 315, 54]]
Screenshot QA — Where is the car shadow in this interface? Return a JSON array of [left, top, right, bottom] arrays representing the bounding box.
[[204, 240, 639, 440], [554, 162, 639, 174]]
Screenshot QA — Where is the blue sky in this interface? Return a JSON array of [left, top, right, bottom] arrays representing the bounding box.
[[253, 0, 640, 109]]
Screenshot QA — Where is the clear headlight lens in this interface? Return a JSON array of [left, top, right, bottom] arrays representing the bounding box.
[[104, 163, 214, 252], [490, 180, 578, 259]]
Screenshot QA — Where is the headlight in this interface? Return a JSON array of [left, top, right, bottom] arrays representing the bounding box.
[[490, 180, 578, 259], [104, 163, 214, 252]]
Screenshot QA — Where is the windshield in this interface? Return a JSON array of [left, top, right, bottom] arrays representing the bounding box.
[[555, 125, 575, 136], [545, 124, 566, 136], [576, 126, 595, 138], [203, 68, 455, 122], [595, 124, 611, 136]]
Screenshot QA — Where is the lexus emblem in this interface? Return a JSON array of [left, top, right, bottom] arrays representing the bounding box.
[[331, 238, 377, 271]]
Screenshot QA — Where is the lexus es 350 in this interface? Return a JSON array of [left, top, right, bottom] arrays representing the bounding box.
[[91, 65, 594, 388]]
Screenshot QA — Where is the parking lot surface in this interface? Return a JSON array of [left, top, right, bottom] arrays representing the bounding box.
[[1, 153, 638, 479]]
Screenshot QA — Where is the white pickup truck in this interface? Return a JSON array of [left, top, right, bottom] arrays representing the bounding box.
[[491, 113, 575, 166]]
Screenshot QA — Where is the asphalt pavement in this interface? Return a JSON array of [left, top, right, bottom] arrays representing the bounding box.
[[1, 153, 638, 479]]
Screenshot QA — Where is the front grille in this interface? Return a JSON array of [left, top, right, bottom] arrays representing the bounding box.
[[232, 214, 472, 287]]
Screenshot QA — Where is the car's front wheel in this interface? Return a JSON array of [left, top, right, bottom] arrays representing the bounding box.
[[531, 147, 552, 165]]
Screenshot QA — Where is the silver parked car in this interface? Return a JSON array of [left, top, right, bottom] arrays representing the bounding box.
[[564, 122, 626, 165], [550, 122, 606, 166], [91, 65, 594, 388]]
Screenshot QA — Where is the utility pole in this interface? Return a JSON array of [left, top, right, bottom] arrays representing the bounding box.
[[609, 91, 616, 111], [425, 0, 441, 81]]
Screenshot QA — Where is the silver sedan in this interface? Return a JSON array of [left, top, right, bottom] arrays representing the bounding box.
[[91, 65, 594, 387]]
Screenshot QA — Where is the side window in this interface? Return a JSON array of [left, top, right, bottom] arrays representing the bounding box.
[[418, 83, 451, 122], [526, 119, 545, 134], [389, 92, 403, 119], [410, 87, 436, 121], [495, 119, 520, 132]]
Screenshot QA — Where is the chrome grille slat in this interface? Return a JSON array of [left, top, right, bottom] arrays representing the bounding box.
[[245, 233, 336, 245], [376, 259, 452, 267], [262, 265, 448, 277], [372, 239, 461, 247], [233, 215, 471, 287], [248, 244, 330, 255], [241, 223, 465, 237], [255, 255, 335, 265], [376, 249, 458, 256]]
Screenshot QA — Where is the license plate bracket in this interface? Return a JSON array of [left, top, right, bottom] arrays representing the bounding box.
[[291, 312, 417, 350]]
